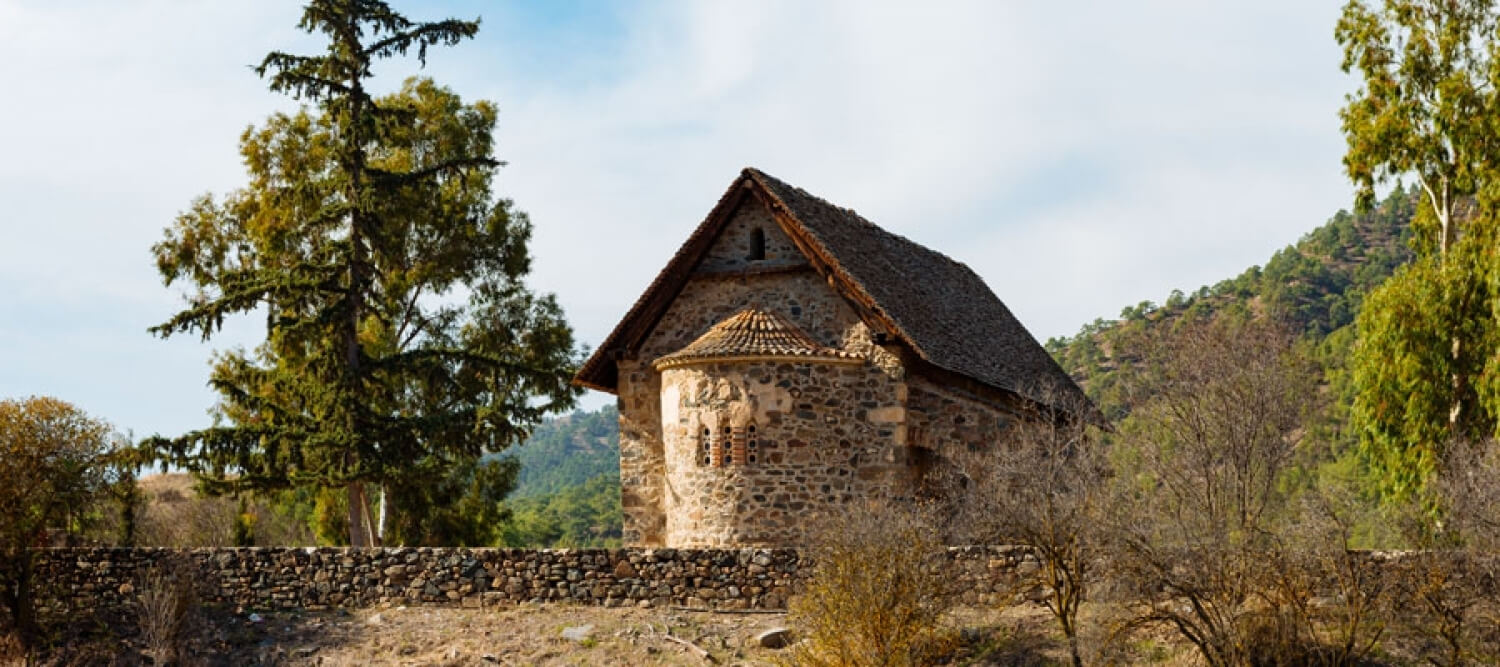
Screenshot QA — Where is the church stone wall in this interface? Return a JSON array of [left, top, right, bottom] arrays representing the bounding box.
[[658, 359, 906, 547], [905, 377, 1018, 465], [617, 359, 668, 546], [614, 196, 1021, 548]]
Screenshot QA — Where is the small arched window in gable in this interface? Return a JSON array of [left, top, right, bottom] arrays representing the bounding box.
[[748, 227, 766, 261]]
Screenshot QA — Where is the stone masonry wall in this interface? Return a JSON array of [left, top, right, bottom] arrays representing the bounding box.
[[31, 546, 1034, 617], [906, 376, 1018, 461], [617, 359, 668, 545], [659, 358, 906, 547]]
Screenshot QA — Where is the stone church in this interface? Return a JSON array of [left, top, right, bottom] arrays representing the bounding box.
[[574, 168, 1093, 548]]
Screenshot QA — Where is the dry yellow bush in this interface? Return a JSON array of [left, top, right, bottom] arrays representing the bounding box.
[[783, 500, 958, 667], [135, 556, 198, 665]]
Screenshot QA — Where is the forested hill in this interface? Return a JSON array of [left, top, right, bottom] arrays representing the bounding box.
[[502, 405, 619, 498], [1045, 187, 1417, 421], [494, 405, 623, 547]]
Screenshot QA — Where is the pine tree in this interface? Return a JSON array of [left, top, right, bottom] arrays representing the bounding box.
[[148, 1, 579, 546]]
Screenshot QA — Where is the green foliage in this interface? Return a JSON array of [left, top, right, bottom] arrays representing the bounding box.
[[1337, 0, 1497, 231], [112, 467, 144, 547], [384, 457, 519, 547], [500, 473, 623, 548], [1352, 241, 1500, 504], [492, 405, 623, 547], [145, 1, 579, 545], [501, 405, 620, 498], [233, 497, 256, 547], [1338, 0, 1500, 504], [0, 397, 121, 646], [249, 406, 622, 547]]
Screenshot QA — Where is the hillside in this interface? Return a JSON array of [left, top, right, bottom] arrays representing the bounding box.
[[1045, 186, 1416, 421], [495, 405, 624, 547], [501, 405, 620, 498]]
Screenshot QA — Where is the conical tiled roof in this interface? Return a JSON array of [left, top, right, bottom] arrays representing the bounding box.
[[653, 307, 862, 370]]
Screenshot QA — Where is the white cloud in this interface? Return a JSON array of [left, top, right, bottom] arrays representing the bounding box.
[[499, 0, 1355, 343], [0, 0, 1360, 431]]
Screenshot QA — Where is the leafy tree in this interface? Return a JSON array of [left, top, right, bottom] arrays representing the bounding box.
[[148, 1, 578, 546], [0, 397, 119, 648], [1351, 256, 1498, 502], [1338, 0, 1500, 501], [1338, 0, 1497, 258], [384, 456, 518, 546]]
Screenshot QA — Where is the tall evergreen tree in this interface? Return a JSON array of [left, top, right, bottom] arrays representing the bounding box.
[[148, 2, 578, 546], [1338, 0, 1500, 503]]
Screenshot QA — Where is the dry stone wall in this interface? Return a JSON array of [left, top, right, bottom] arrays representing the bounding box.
[[32, 546, 1034, 615]]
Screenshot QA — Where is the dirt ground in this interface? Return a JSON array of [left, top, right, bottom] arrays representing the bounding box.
[[15, 602, 1105, 666]]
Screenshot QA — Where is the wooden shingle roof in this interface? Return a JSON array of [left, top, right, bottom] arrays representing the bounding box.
[[574, 168, 1094, 419], [653, 307, 862, 371]]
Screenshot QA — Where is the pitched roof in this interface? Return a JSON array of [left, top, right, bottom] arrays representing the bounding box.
[[574, 167, 1094, 419], [654, 307, 863, 371]]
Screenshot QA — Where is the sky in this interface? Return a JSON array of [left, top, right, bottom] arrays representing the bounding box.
[[0, 0, 1357, 438]]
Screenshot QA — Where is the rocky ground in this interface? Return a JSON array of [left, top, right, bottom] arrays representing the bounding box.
[[14, 602, 1107, 666]]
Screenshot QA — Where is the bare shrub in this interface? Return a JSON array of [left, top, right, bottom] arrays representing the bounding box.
[[135, 481, 315, 547], [1437, 437, 1500, 550], [1108, 316, 1322, 666], [1283, 487, 1394, 665], [949, 383, 1107, 667], [135, 556, 198, 665], [1377, 437, 1500, 665], [785, 500, 958, 667], [137, 490, 242, 547]]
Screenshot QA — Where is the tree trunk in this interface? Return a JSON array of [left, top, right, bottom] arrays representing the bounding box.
[[1060, 614, 1083, 667], [339, 11, 372, 550], [1450, 337, 1463, 433], [347, 482, 369, 548], [5, 551, 39, 650], [1424, 178, 1465, 434], [376, 486, 387, 546]]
